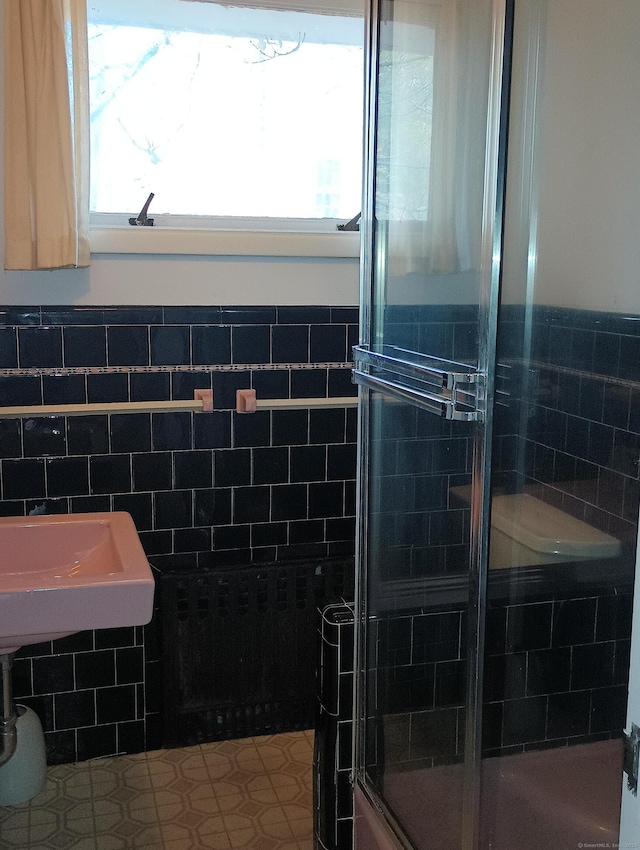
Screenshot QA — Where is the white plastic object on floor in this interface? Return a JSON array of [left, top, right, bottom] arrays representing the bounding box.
[[0, 705, 47, 806]]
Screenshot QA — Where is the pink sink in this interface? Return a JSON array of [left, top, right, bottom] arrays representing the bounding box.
[[0, 512, 155, 654]]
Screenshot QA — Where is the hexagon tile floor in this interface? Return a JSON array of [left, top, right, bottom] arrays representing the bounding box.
[[0, 730, 314, 850]]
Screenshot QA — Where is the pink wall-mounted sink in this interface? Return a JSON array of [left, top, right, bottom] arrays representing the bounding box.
[[0, 512, 155, 655]]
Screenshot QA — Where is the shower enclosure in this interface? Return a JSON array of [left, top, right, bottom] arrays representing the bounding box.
[[353, 0, 640, 848]]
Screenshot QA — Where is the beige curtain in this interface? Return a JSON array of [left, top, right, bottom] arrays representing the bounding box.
[[4, 0, 90, 270]]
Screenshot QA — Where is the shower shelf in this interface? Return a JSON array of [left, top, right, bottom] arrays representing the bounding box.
[[352, 344, 482, 421]]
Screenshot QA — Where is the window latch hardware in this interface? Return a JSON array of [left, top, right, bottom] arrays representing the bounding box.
[[337, 211, 360, 231], [623, 723, 640, 795], [128, 192, 155, 226]]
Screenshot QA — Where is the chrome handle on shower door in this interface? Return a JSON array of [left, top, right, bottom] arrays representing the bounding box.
[[352, 345, 484, 422]]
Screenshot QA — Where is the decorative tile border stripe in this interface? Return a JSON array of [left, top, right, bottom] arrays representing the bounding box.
[[527, 359, 640, 390], [0, 361, 353, 378]]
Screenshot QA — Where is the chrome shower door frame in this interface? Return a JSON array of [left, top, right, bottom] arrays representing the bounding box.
[[353, 0, 514, 847]]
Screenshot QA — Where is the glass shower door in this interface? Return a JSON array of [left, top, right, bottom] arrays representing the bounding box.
[[479, 0, 640, 847], [354, 0, 511, 848]]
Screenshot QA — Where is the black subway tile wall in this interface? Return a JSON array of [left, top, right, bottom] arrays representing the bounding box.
[[314, 603, 355, 850], [485, 303, 640, 755], [5, 301, 638, 770], [0, 305, 358, 764], [497, 304, 640, 544]]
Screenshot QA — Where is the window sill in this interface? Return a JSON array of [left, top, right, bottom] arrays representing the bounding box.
[[89, 226, 361, 258]]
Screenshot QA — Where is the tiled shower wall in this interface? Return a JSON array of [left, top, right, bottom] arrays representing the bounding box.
[[369, 303, 481, 583], [479, 303, 640, 756], [496, 304, 640, 545], [341, 584, 632, 777], [0, 305, 358, 764]]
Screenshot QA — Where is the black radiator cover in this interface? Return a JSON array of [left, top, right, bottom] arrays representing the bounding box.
[[159, 557, 354, 747]]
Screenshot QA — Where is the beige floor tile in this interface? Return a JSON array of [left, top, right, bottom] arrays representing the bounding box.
[[232, 759, 269, 776], [92, 797, 125, 818], [150, 789, 185, 809], [94, 836, 130, 849], [145, 758, 178, 776], [149, 771, 193, 790], [154, 803, 187, 823], [189, 795, 222, 816], [0, 827, 30, 846], [70, 815, 101, 835], [65, 781, 98, 801], [211, 779, 250, 798], [29, 819, 68, 841], [0, 810, 30, 830], [28, 779, 66, 808], [233, 746, 262, 763], [289, 818, 313, 839], [186, 780, 218, 800], [221, 813, 255, 832], [159, 820, 193, 842], [257, 756, 288, 772], [180, 767, 211, 782], [201, 749, 234, 765], [260, 819, 296, 840], [29, 808, 60, 826], [103, 784, 147, 807], [196, 814, 227, 835], [288, 738, 313, 752], [205, 762, 236, 781], [128, 790, 160, 811], [93, 756, 148, 776], [253, 744, 286, 759], [282, 803, 312, 822], [197, 832, 233, 849], [209, 741, 244, 756], [128, 824, 164, 845], [245, 838, 282, 850], [60, 800, 94, 821], [70, 839, 101, 850], [131, 843, 165, 850], [215, 793, 248, 814], [256, 805, 288, 826], [0, 730, 315, 849], [242, 788, 280, 805], [245, 774, 273, 793], [0, 807, 20, 825], [228, 826, 258, 847], [268, 772, 300, 788], [272, 785, 304, 804], [128, 807, 164, 826]]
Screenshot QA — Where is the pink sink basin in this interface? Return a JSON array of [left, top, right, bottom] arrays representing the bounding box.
[[0, 512, 155, 654]]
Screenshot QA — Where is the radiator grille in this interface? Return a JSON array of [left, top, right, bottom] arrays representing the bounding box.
[[160, 557, 354, 747]]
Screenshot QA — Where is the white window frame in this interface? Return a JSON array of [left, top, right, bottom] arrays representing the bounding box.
[[89, 215, 361, 257], [87, 0, 364, 258]]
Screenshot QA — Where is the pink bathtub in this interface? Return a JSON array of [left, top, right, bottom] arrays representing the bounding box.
[[355, 739, 623, 850]]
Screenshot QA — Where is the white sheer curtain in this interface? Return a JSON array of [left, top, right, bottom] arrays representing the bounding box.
[[425, 0, 493, 273], [384, 0, 493, 276], [4, 0, 90, 270]]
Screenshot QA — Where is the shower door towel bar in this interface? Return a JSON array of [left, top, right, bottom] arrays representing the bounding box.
[[352, 344, 482, 421]]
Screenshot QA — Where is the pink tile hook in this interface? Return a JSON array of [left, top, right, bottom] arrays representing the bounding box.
[[194, 389, 213, 412], [236, 389, 257, 413]]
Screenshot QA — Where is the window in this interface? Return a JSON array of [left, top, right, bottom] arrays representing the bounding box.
[[87, 0, 364, 232]]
